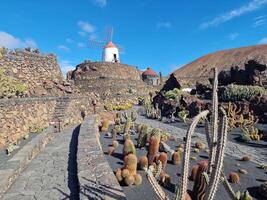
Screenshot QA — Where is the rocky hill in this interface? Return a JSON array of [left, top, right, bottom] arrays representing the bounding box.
[[174, 44, 267, 84]]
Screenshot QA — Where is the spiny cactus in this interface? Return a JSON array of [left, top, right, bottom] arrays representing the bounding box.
[[101, 120, 110, 132], [190, 165, 199, 181], [124, 153, 137, 175], [137, 124, 148, 148], [125, 175, 135, 186], [227, 102, 242, 131], [122, 168, 130, 178], [154, 160, 163, 180], [174, 68, 229, 200], [195, 141, 206, 150], [112, 128, 117, 140], [108, 146, 115, 155], [240, 155, 250, 161], [192, 160, 209, 200], [115, 168, 123, 182], [148, 136, 160, 165], [123, 133, 131, 141], [172, 151, 181, 165], [112, 140, 119, 149], [134, 174, 142, 185], [123, 139, 136, 156], [228, 172, 240, 184], [157, 152, 168, 169], [138, 156, 148, 170], [178, 110, 189, 123]]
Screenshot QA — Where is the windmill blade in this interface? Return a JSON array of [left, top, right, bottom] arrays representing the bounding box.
[[116, 44, 125, 54], [88, 39, 105, 49], [105, 26, 113, 43]]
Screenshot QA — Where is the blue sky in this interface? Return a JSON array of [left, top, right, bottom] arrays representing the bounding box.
[[0, 0, 267, 76]]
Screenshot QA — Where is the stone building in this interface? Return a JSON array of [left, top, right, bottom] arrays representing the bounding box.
[[142, 67, 159, 86]]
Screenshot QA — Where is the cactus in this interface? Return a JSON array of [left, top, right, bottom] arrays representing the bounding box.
[[148, 136, 160, 165], [240, 155, 250, 161], [190, 165, 199, 181], [228, 172, 240, 184], [108, 146, 115, 155], [178, 110, 189, 123], [137, 125, 148, 148], [123, 139, 136, 156], [115, 168, 123, 182], [258, 181, 267, 199], [112, 140, 119, 149], [151, 128, 162, 140], [125, 175, 135, 186], [124, 153, 137, 175], [195, 141, 206, 150], [157, 152, 168, 169], [122, 168, 130, 178], [134, 174, 142, 185], [192, 160, 209, 200], [227, 102, 242, 131], [101, 120, 110, 132], [138, 156, 148, 170], [172, 151, 181, 165], [124, 119, 132, 134], [175, 68, 229, 200], [194, 148, 200, 153], [123, 133, 131, 141], [112, 128, 117, 140], [154, 160, 163, 180]]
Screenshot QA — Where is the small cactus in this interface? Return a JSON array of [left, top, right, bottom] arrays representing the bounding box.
[[122, 168, 130, 178], [258, 181, 267, 199], [228, 172, 240, 184], [112, 128, 117, 140], [101, 120, 110, 132], [241, 155, 251, 161], [137, 125, 148, 148], [157, 152, 168, 169], [112, 140, 119, 149], [134, 174, 142, 185], [160, 172, 171, 186], [193, 160, 209, 200], [124, 153, 137, 175], [172, 151, 181, 165], [108, 146, 115, 155], [123, 133, 131, 141], [138, 156, 148, 170], [194, 148, 200, 153], [125, 175, 135, 186], [148, 136, 160, 165], [123, 139, 136, 156], [195, 141, 206, 150], [190, 165, 199, 181], [115, 168, 123, 182]]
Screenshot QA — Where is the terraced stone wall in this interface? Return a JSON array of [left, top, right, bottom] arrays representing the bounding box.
[[0, 96, 95, 149], [0, 49, 64, 92]]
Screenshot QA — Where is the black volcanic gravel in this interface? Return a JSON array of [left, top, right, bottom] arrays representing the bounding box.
[[100, 126, 267, 200]]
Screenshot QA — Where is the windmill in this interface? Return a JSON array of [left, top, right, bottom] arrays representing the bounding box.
[[89, 27, 124, 63]]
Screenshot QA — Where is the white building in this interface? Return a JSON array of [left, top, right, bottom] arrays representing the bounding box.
[[102, 41, 120, 63]]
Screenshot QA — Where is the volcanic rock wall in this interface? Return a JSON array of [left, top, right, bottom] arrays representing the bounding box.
[[0, 95, 95, 149], [69, 61, 159, 98], [0, 49, 64, 93]]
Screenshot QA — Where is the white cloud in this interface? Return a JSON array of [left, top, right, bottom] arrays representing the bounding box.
[[78, 31, 86, 37], [157, 22, 172, 29], [77, 42, 85, 48], [59, 60, 75, 77], [57, 45, 70, 51], [200, 0, 267, 29], [92, 0, 107, 8], [78, 21, 95, 33], [253, 15, 266, 27], [0, 31, 38, 49], [228, 32, 240, 40], [258, 37, 267, 44]]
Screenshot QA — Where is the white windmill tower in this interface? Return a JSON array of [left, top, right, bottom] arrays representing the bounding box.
[[89, 27, 123, 63]]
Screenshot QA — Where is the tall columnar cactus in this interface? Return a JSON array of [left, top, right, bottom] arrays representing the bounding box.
[[137, 124, 148, 148], [148, 136, 160, 165], [174, 68, 229, 200], [192, 160, 209, 200], [123, 139, 136, 156]]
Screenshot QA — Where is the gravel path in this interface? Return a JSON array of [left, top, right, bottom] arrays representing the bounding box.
[[136, 116, 267, 164], [2, 125, 80, 200]]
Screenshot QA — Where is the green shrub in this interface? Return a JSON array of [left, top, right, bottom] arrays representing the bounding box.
[[220, 84, 265, 102], [0, 69, 28, 98], [165, 88, 186, 102]]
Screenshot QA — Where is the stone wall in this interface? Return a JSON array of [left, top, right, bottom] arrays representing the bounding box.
[[0, 95, 95, 149], [0, 49, 64, 92]]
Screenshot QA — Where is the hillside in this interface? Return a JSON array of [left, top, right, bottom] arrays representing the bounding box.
[[174, 44, 267, 81]]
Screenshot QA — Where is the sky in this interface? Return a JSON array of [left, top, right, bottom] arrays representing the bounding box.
[[0, 0, 267, 76]]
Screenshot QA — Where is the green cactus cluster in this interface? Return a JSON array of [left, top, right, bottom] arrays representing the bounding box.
[[220, 84, 265, 102], [165, 88, 186, 102], [0, 69, 28, 98], [178, 110, 189, 123]]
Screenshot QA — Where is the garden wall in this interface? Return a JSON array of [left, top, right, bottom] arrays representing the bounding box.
[[0, 95, 94, 149]]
